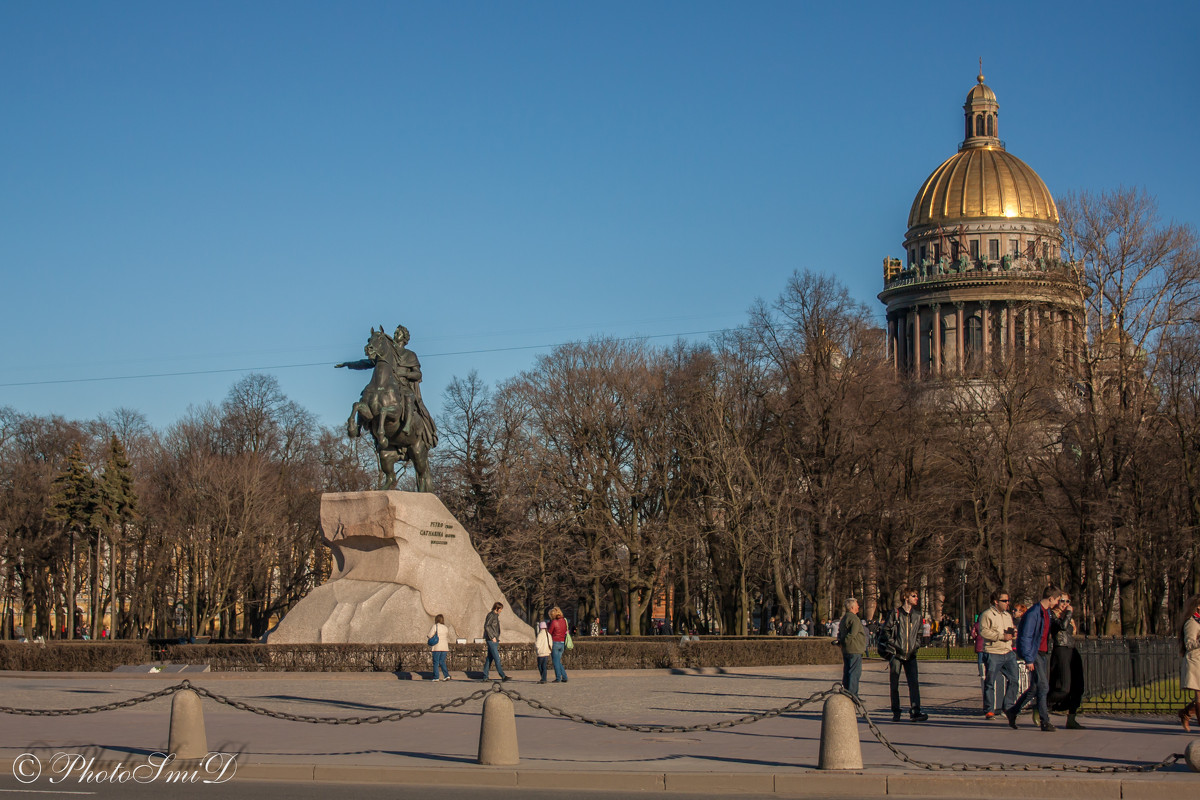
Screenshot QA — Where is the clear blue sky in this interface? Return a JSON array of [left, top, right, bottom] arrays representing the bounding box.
[[3, 1, 1198, 430]]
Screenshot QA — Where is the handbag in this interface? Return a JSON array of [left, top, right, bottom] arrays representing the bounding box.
[[565, 632, 574, 650], [427, 631, 439, 647]]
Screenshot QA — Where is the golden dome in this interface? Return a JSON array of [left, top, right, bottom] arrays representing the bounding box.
[[908, 146, 1058, 229], [966, 81, 996, 104]]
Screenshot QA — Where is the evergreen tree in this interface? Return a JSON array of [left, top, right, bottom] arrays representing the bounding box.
[[99, 435, 138, 637], [48, 442, 100, 638]]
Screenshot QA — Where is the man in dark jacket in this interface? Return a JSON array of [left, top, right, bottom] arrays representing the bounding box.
[[1006, 585, 1064, 731], [878, 587, 928, 722], [481, 602, 511, 682], [835, 597, 867, 696]]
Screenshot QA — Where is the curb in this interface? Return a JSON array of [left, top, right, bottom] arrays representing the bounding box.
[[203, 765, 1200, 797], [231, 765, 1200, 796], [4, 759, 1197, 796]]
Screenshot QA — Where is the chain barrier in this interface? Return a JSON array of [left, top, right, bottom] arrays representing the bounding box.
[[0, 679, 494, 724], [0, 679, 1184, 772], [500, 683, 1184, 773], [838, 688, 1183, 774], [499, 684, 842, 733], [0, 682, 186, 716], [188, 683, 496, 724]]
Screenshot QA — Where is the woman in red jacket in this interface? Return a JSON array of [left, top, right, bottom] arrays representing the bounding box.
[[548, 607, 569, 683]]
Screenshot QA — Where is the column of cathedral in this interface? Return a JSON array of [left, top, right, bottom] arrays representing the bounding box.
[[981, 301, 992, 368], [955, 302, 965, 374], [931, 304, 941, 377], [1005, 302, 1016, 361]]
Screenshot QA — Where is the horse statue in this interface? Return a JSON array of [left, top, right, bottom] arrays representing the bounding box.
[[336, 325, 438, 492]]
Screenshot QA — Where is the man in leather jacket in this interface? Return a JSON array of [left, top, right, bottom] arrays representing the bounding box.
[[877, 587, 928, 722], [481, 602, 511, 682]]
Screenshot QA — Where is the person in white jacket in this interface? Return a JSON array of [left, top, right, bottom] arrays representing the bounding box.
[[979, 589, 1018, 718], [428, 614, 451, 680], [535, 621, 552, 684]]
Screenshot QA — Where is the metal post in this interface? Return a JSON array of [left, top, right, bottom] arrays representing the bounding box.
[[957, 557, 968, 648]]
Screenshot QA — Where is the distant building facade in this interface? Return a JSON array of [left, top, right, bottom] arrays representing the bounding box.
[[879, 71, 1084, 377]]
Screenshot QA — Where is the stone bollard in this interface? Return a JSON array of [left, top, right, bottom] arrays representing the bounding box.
[[818, 693, 863, 770], [167, 689, 208, 760], [477, 690, 519, 765], [1186, 739, 1200, 773]]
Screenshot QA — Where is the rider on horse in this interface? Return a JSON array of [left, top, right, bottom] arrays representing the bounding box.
[[374, 325, 437, 446], [337, 324, 439, 489]]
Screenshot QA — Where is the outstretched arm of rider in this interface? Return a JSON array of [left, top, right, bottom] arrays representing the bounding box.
[[336, 359, 374, 370]]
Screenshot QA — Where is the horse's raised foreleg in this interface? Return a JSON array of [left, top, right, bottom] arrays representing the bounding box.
[[376, 403, 400, 449], [348, 401, 374, 439]]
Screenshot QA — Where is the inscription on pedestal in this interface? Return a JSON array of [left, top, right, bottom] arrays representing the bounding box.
[[419, 520, 457, 546]]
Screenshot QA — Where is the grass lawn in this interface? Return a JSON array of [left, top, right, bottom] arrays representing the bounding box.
[[1080, 678, 1188, 712]]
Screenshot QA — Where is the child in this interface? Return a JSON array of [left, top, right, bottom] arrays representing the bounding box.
[[535, 621, 552, 683]]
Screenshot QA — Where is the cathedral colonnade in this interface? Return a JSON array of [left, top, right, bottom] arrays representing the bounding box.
[[885, 295, 1081, 376]]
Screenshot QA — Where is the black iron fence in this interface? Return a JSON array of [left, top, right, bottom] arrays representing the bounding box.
[[1075, 636, 1186, 713], [863, 634, 1186, 712]]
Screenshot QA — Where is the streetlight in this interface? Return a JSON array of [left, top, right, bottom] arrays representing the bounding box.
[[956, 556, 969, 647]]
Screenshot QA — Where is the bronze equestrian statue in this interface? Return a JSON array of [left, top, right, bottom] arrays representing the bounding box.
[[337, 324, 438, 491]]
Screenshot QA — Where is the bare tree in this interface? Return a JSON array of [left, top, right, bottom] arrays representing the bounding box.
[[750, 270, 899, 622], [1058, 187, 1200, 632]]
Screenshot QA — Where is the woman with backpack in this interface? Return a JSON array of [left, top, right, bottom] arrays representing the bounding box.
[[428, 613, 451, 681]]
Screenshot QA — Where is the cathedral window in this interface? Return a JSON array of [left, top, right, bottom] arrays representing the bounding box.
[[976, 115, 984, 136], [986, 115, 994, 137], [965, 315, 983, 369], [925, 325, 934, 375], [906, 322, 915, 373], [970, 240, 979, 261], [1010, 239, 1019, 256], [989, 239, 999, 260]]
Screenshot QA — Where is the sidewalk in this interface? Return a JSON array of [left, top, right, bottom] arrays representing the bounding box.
[[1, 661, 1197, 796]]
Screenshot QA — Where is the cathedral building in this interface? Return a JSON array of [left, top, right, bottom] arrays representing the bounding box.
[[879, 70, 1084, 377]]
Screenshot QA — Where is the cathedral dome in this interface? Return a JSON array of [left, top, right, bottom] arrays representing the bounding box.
[[880, 69, 1083, 383], [907, 72, 1057, 231], [907, 147, 1058, 229]]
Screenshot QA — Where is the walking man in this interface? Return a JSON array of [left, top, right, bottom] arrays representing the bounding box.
[[1006, 585, 1064, 731], [481, 601, 511, 682], [835, 597, 866, 697], [878, 587, 928, 722], [979, 588, 1019, 719]]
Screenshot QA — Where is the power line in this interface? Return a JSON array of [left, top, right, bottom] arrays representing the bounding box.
[[0, 328, 736, 389]]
